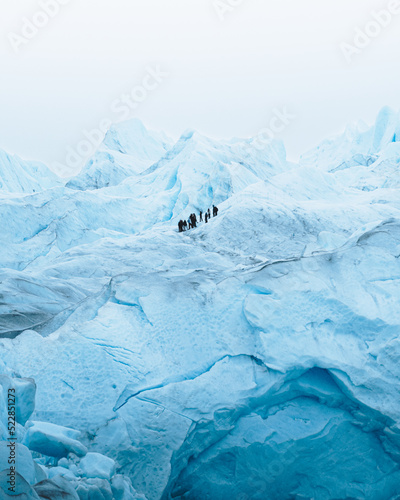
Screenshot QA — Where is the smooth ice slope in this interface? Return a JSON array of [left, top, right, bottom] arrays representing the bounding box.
[[1, 108, 400, 499]]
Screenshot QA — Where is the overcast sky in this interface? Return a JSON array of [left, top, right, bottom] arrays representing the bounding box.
[[1, 0, 400, 172]]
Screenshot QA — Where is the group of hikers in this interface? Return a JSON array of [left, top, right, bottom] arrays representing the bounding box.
[[178, 205, 219, 232]]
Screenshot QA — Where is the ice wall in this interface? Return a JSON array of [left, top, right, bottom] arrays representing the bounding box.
[[1, 108, 400, 499]]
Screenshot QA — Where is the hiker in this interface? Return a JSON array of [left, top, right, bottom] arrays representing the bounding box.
[[178, 220, 184, 232], [191, 213, 197, 228], [183, 220, 187, 231], [213, 205, 219, 217], [199, 211, 203, 222], [205, 212, 208, 223], [188, 217, 192, 229], [207, 208, 211, 218]]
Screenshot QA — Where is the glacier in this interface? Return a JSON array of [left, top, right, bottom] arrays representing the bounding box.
[[0, 107, 400, 499]]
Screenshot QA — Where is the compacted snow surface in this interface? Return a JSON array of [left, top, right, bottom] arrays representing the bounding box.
[[1, 109, 400, 499]]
